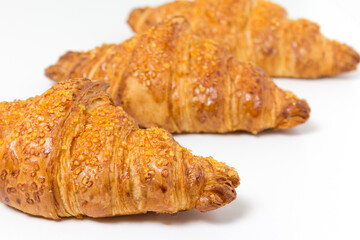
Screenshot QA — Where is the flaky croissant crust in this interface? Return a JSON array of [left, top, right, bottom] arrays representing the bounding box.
[[46, 18, 310, 134], [0, 79, 239, 219], [128, 0, 360, 78]]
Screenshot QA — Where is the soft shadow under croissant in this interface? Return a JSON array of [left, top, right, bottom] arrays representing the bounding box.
[[0, 79, 240, 219]]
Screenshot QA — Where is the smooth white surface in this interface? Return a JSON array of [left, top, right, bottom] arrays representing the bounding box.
[[0, 0, 359, 239]]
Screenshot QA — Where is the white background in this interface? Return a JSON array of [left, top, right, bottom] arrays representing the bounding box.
[[0, 0, 359, 239]]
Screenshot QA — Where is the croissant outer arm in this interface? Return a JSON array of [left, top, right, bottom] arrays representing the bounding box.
[[46, 18, 310, 134], [127, 0, 360, 78], [0, 79, 240, 219]]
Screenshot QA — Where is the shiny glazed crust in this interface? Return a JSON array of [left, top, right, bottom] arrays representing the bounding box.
[[46, 18, 310, 134], [127, 0, 359, 78], [0, 79, 240, 219]]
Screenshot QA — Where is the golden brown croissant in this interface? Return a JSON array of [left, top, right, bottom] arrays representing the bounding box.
[[46, 18, 310, 134], [128, 0, 360, 78], [0, 79, 240, 219]]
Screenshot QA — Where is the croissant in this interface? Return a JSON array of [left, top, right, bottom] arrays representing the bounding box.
[[46, 18, 310, 134], [128, 0, 360, 78], [0, 79, 240, 219]]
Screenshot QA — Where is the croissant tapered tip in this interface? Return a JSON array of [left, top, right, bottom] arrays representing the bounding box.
[[276, 92, 311, 130], [45, 51, 82, 82], [331, 41, 360, 76], [195, 158, 240, 212], [45, 65, 63, 82], [128, 7, 147, 32]]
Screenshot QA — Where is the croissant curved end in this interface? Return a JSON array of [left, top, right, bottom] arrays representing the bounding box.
[[332, 41, 360, 75], [45, 65, 64, 82], [128, 7, 147, 32], [276, 92, 311, 130], [45, 51, 82, 82], [195, 159, 240, 212]]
